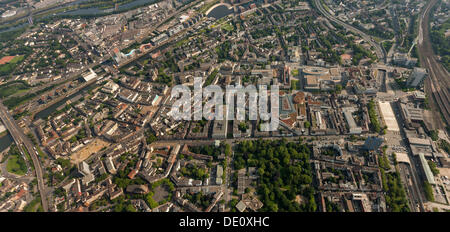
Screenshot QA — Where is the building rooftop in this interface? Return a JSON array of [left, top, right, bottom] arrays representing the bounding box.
[[236, 200, 247, 212], [418, 153, 435, 185], [378, 101, 400, 132]]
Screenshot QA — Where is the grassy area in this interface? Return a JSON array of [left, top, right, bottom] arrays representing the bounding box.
[[291, 80, 300, 90], [36, 146, 48, 160], [320, 0, 330, 13], [367, 100, 381, 133], [7, 55, 24, 64], [23, 196, 43, 212], [221, 22, 234, 32], [204, 69, 218, 86], [78, 0, 133, 10], [380, 169, 410, 212], [22, 145, 34, 171], [0, 26, 27, 43], [175, 38, 189, 48], [6, 145, 27, 176], [145, 178, 174, 208], [440, 139, 450, 155], [430, 19, 450, 72], [0, 130, 7, 138], [423, 181, 434, 202], [13, 110, 30, 120], [3, 83, 57, 109], [382, 41, 394, 52], [0, 55, 25, 76], [373, 37, 384, 43], [0, 80, 30, 99]]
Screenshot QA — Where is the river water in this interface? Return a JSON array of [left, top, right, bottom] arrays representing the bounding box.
[[207, 5, 233, 20], [58, 0, 158, 16], [0, 0, 159, 33], [0, 132, 13, 152]]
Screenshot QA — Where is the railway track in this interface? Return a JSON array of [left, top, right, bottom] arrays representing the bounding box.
[[426, 69, 450, 124], [418, 0, 450, 127]]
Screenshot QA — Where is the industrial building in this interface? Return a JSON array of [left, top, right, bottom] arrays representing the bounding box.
[[398, 101, 424, 129], [81, 68, 97, 82], [301, 66, 341, 91]]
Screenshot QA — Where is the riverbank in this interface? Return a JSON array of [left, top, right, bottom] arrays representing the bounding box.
[[0, 131, 12, 153], [0, 0, 163, 36], [0, 130, 7, 138]]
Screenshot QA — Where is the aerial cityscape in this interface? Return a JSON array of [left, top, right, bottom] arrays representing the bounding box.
[[0, 0, 449, 214]]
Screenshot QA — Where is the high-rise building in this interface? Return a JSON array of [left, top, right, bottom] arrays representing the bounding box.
[[406, 67, 427, 88], [79, 161, 91, 176]]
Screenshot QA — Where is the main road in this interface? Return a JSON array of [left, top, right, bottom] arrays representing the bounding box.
[[149, 133, 379, 147], [0, 101, 48, 212], [313, 0, 386, 63]]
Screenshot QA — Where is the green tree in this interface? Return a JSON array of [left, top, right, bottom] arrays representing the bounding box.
[[304, 121, 311, 128]]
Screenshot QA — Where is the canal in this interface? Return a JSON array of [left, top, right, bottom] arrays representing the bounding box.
[[34, 82, 96, 120]]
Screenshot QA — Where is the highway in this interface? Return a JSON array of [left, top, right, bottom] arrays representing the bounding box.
[[417, 0, 450, 129], [313, 0, 386, 63], [0, 101, 48, 212]]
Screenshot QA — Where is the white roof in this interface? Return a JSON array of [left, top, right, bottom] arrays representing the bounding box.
[[395, 153, 410, 164], [378, 101, 400, 132]]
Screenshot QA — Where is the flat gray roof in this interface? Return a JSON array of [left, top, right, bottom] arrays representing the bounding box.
[[419, 153, 435, 185]]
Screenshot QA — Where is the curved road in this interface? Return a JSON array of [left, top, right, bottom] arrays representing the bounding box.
[[313, 0, 386, 63], [0, 102, 48, 211]]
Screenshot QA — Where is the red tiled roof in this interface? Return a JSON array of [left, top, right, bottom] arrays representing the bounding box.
[[128, 169, 138, 179], [341, 54, 352, 60], [14, 188, 26, 199]]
